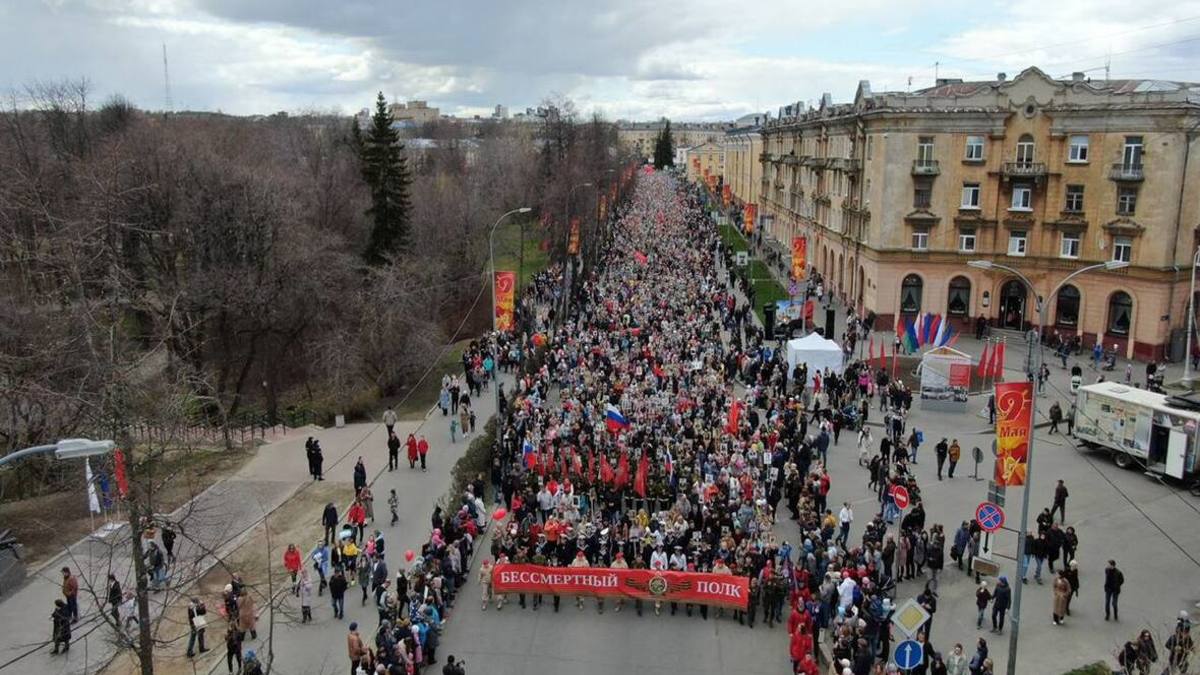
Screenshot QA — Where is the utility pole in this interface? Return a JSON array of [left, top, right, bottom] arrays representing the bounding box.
[[162, 43, 173, 113]]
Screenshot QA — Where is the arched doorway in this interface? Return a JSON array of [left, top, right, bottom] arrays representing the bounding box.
[[999, 280, 1026, 329], [857, 265, 865, 312], [837, 253, 845, 297], [900, 274, 923, 316]]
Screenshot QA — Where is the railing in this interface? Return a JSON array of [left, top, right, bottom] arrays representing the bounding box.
[[911, 159, 940, 176], [1109, 163, 1144, 181], [1002, 161, 1047, 178], [829, 158, 862, 172]]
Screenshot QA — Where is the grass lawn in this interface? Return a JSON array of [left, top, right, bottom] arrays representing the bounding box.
[[740, 254, 790, 324], [719, 222, 749, 253], [493, 218, 549, 292]]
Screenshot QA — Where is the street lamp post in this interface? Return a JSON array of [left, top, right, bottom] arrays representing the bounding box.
[[1184, 245, 1200, 383], [488, 207, 532, 433], [562, 182, 594, 318], [967, 258, 1128, 675], [0, 438, 115, 468]]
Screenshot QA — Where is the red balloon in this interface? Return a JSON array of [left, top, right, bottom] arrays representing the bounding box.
[[404, 549, 415, 562], [492, 507, 508, 521]]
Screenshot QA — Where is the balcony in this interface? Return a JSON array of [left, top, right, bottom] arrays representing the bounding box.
[[1109, 163, 1144, 182], [1001, 161, 1047, 179], [759, 152, 773, 163], [828, 158, 862, 173], [911, 159, 940, 176]]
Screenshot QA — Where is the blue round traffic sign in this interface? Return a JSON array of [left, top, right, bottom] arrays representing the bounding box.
[[976, 502, 1005, 533], [895, 639, 924, 670]]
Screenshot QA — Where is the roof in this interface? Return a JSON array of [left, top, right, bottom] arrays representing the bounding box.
[[1078, 381, 1199, 416]]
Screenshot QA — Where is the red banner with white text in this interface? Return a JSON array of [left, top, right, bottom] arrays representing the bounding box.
[[491, 563, 749, 609]]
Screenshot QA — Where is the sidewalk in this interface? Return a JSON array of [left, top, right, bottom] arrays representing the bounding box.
[[230, 371, 512, 675]]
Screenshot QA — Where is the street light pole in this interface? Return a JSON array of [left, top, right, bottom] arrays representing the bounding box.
[[562, 182, 594, 319], [1184, 245, 1200, 383], [488, 207, 532, 432], [968, 259, 1127, 675], [0, 438, 115, 468]]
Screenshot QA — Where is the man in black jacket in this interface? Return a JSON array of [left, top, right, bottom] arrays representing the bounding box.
[[322, 503, 338, 545], [1105, 560, 1124, 621], [328, 569, 348, 620]]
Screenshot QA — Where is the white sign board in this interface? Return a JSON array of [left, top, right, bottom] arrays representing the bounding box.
[[735, 251, 749, 267]]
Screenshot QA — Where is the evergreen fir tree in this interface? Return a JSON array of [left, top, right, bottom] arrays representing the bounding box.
[[653, 119, 675, 169], [359, 92, 412, 264]]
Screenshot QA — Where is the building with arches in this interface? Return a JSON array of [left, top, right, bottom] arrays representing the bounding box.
[[758, 66, 1200, 361]]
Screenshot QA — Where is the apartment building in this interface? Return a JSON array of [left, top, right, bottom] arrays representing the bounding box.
[[759, 66, 1200, 360]]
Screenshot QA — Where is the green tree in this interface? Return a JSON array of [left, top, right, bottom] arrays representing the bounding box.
[[653, 119, 675, 169], [359, 92, 412, 264]]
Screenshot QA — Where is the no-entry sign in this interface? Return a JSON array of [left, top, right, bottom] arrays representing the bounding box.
[[975, 502, 1005, 532], [891, 485, 910, 510]]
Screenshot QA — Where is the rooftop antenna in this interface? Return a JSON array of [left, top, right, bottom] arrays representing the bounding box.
[[907, 76, 912, 92], [934, 61, 940, 82], [1105, 51, 1111, 81], [162, 43, 173, 112]]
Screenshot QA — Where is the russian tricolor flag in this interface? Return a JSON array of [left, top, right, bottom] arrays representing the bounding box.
[[523, 439, 537, 468], [605, 404, 631, 433]]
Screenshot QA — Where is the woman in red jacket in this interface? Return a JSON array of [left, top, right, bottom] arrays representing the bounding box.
[[789, 628, 813, 672], [406, 434, 419, 469], [347, 501, 367, 543], [283, 544, 302, 590]]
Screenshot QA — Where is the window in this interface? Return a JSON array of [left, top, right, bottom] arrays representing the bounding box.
[[965, 135, 985, 161], [1056, 285, 1080, 327], [961, 183, 981, 209], [1008, 231, 1028, 256], [911, 230, 929, 250], [917, 136, 935, 163], [900, 274, 923, 314], [959, 231, 977, 252], [914, 185, 932, 209], [948, 276, 971, 316], [867, 136, 873, 160], [1107, 291, 1133, 336], [1122, 136, 1144, 168], [1113, 236, 1132, 263], [1067, 135, 1089, 163], [1011, 184, 1032, 210], [1016, 134, 1036, 164], [1117, 187, 1138, 215], [1060, 233, 1080, 259], [1064, 185, 1084, 213]]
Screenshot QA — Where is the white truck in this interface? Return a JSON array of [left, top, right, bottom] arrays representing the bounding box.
[[1074, 381, 1200, 481]]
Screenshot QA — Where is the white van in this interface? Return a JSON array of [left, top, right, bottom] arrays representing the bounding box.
[[1074, 382, 1200, 480]]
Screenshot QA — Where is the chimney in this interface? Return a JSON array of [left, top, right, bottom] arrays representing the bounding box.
[[997, 72, 1007, 82], [1071, 72, 1085, 82], [935, 78, 963, 86]]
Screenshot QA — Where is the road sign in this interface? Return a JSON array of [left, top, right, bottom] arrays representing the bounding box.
[[975, 502, 1006, 532], [891, 485, 911, 510], [890, 598, 930, 637], [894, 639, 924, 670]]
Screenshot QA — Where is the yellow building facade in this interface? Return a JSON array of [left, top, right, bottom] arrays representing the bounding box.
[[760, 67, 1200, 361], [618, 121, 731, 162]]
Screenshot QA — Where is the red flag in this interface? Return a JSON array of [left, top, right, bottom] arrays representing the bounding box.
[[804, 299, 815, 320], [725, 400, 743, 434], [113, 448, 129, 498], [600, 455, 614, 484], [560, 451, 569, 479], [615, 450, 630, 490], [634, 452, 650, 497], [977, 341, 991, 378], [992, 340, 1006, 381]]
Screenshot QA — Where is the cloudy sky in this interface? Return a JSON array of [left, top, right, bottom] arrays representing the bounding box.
[[5, 0, 1200, 120]]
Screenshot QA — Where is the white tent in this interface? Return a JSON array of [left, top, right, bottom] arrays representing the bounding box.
[[785, 333, 844, 386]]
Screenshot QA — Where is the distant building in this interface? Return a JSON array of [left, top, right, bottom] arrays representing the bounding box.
[[685, 142, 724, 184], [618, 120, 733, 162], [388, 100, 440, 126], [493, 105, 509, 119], [720, 112, 770, 219], [405, 138, 481, 166], [674, 146, 691, 167]]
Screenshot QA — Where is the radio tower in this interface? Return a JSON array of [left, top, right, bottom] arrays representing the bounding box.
[[162, 43, 173, 112]]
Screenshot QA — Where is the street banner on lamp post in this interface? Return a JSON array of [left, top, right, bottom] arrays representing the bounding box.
[[792, 236, 807, 279], [994, 381, 1032, 486], [721, 184, 731, 207], [568, 217, 581, 255], [744, 203, 757, 233], [494, 271, 517, 332]]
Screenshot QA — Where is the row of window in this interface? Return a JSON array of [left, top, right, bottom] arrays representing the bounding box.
[[954, 182, 1138, 215], [914, 133, 1144, 166], [899, 275, 1135, 335], [910, 229, 1132, 262]]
